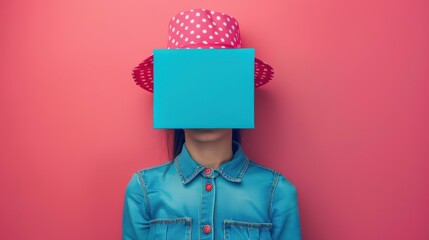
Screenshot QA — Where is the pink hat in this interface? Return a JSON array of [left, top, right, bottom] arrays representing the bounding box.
[[132, 8, 274, 93]]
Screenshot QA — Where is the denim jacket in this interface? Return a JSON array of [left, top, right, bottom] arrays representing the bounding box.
[[122, 141, 302, 239]]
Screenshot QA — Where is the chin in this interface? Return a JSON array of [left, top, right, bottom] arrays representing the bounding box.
[[184, 129, 232, 143]]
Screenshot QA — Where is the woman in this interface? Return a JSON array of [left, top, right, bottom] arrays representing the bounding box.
[[123, 8, 302, 240]]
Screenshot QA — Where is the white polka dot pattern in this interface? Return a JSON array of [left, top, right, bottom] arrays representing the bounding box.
[[166, 9, 242, 49], [132, 55, 154, 92], [132, 8, 274, 93]]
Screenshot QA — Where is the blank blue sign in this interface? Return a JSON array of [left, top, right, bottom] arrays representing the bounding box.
[[153, 48, 254, 129]]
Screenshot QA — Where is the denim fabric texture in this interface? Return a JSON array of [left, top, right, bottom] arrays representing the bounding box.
[[122, 141, 302, 240]]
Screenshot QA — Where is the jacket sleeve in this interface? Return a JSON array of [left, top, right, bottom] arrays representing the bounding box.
[[270, 173, 302, 240], [122, 172, 151, 240]]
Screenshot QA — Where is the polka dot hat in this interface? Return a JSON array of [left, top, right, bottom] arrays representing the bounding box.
[[132, 8, 274, 93]]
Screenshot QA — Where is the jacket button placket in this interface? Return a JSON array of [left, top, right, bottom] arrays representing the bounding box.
[[201, 168, 215, 239]]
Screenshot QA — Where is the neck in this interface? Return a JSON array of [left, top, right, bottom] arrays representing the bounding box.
[[185, 137, 233, 169]]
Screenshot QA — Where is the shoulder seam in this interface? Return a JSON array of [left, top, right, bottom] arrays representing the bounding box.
[[137, 161, 173, 172], [136, 171, 152, 219], [248, 160, 276, 173], [268, 171, 280, 220]]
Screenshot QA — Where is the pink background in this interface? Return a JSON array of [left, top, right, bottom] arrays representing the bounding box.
[[1, 0, 428, 239]]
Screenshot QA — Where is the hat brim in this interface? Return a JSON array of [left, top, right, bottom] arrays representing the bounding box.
[[132, 54, 274, 93]]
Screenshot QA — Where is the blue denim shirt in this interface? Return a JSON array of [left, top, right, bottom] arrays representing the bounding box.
[[123, 141, 301, 239]]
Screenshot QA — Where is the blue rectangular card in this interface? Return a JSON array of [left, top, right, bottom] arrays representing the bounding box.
[[153, 48, 254, 129]]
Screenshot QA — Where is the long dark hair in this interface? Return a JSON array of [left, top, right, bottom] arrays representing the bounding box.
[[168, 129, 241, 160]]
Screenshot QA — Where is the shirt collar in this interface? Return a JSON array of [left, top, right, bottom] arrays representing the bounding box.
[[173, 140, 250, 184]]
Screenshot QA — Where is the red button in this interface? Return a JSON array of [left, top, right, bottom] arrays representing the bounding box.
[[204, 168, 212, 175], [203, 224, 211, 234], [205, 183, 213, 191]]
